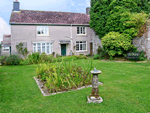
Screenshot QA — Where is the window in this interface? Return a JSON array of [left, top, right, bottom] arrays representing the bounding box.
[[37, 26, 49, 36], [33, 42, 52, 54], [76, 41, 87, 51], [3, 47, 10, 52], [77, 27, 86, 34]]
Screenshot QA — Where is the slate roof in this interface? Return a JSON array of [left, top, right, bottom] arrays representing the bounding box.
[[2, 34, 11, 46], [3, 34, 11, 37], [10, 10, 90, 25]]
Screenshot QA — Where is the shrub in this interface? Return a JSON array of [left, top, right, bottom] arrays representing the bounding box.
[[74, 55, 87, 59], [19, 58, 31, 65], [138, 51, 146, 61], [97, 46, 103, 54], [28, 52, 40, 64], [5, 55, 21, 65], [0, 56, 8, 65], [40, 52, 49, 62], [93, 54, 99, 59], [102, 32, 132, 57]]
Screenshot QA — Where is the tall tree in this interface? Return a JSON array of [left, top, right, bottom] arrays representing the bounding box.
[[90, 0, 150, 39]]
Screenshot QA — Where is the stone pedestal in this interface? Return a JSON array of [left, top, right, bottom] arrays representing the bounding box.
[[87, 68, 103, 103]]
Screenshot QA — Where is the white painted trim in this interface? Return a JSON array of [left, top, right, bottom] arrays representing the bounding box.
[[77, 26, 86, 35], [32, 42, 53, 54], [75, 41, 87, 52], [2, 47, 10, 52], [36, 26, 49, 36]]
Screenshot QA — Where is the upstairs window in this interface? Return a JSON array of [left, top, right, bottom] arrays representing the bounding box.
[[77, 27, 86, 35], [37, 26, 49, 36]]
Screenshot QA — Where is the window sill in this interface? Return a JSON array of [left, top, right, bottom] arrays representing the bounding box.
[[76, 50, 87, 52], [37, 35, 49, 37], [77, 34, 87, 37], [3, 51, 10, 52]]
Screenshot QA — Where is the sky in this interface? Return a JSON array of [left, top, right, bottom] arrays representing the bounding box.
[[0, 0, 90, 43]]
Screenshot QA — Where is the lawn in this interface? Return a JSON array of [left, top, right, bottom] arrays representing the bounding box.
[[0, 59, 150, 113]]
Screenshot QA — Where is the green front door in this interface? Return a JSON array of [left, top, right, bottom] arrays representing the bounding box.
[[61, 44, 66, 56]]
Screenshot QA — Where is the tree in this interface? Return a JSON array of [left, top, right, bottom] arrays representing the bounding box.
[[90, 0, 150, 39]]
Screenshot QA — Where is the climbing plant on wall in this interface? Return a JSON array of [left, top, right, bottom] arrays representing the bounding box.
[[90, 0, 149, 39], [16, 42, 29, 57], [90, 0, 149, 57]]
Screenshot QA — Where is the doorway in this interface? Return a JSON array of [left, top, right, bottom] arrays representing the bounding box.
[[90, 43, 93, 55], [61, 44, 66, 56]]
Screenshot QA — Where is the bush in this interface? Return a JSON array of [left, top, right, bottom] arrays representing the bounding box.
[[0, 56, 8, 65], [93, 54, 99, 59], [102, 32, 132, 57], [138, 51, 146, 61], [19, 58, 31, 65], [5, 55, 21, 65], [74, 55, 87, 59], [97, 46, 103, 54], [28, 52, 40, 64]]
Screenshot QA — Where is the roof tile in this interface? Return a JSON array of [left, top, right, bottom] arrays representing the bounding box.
[[10, 10, 90, 25]]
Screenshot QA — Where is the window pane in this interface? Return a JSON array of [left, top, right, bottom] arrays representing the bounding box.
[[80, 27, 82, 34], [37, 43, 41, 54], [50, 44, 52, 54], [47, 46, 49, 53], [76, 44, 79, 51], [83, 44, 86, 50], [33, 47, 36, 53], [45, 27, 48, 34], [76, 41, 79, 43], [80, 41, 82, 43], [83, 27, 85, 34], [83, 41, 86, 43], [77, 27, 79, 34], [34, 43, 36, 46], [42, 43, 45, 53]]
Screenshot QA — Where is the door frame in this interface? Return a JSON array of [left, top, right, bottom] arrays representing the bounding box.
[[61, 44, 66, 56]]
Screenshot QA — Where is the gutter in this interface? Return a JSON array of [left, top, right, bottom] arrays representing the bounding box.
[[9, 22, 90, 27]]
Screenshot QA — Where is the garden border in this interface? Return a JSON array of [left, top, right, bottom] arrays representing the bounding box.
[[33, 77, 103, 96]]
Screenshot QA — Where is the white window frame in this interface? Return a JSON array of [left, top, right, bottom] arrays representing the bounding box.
[[76, 41, 87, 52], [2, 47, 10, 52], [32, 42, 53, 54], [77, 27, 86, 35], [37, 26, 49, 36]]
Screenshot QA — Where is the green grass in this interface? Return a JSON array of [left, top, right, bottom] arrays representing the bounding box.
[[0, 59, 150, 113]]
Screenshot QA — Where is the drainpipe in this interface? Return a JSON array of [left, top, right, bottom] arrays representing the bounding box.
[[70, 24, 73, 52]]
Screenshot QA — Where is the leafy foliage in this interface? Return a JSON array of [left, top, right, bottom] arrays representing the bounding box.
[[16, 42, 29, 57], [102, 32, 132, 57], [5, 55, 21, 65], [90, 0, 149, 39], [36, 59, 93, 93]]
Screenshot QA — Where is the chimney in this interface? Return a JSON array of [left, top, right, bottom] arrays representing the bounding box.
[[13, 0, 20, 11], [86, 7, 90, 15]]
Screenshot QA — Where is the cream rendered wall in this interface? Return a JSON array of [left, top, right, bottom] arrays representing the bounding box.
[[11, 25, 95, 56]]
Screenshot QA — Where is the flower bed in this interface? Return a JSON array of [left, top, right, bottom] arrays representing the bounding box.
[[36, 60, 93, 93]]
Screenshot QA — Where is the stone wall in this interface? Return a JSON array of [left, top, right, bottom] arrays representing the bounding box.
[[133, 26, 150, 59], [92, 29, 102, 54]]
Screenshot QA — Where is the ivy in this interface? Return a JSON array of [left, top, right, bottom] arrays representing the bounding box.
[[90, 0, 149, 39]]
